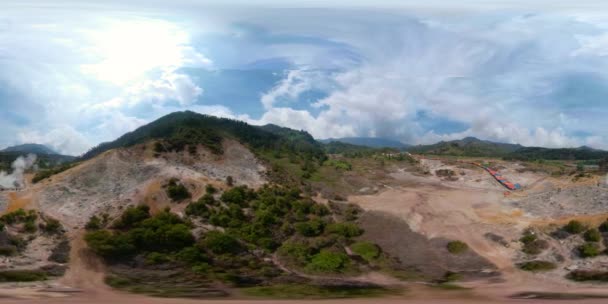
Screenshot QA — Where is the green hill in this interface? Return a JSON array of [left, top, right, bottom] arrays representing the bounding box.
[[407, 137, 522, 157], [505, 146, 608, 161], [82, 111, 325, 162]]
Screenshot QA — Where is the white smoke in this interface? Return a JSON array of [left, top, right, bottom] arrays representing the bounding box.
[[0, 154, 37, 189]]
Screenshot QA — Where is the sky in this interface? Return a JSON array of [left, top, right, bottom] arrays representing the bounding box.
[[2, 1, 608, 155]]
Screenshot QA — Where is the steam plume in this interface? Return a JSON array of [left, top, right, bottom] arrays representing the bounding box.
[[0, 154, 37, 189]]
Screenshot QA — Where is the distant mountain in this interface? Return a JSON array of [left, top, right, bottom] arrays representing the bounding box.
[[1, 144, 57, 155], [407, 137, 608, 160], [320, 137, 409, 149], [407, 137, 523, 157], [0, 144, 75, 172], [506, 146, 608, 161]]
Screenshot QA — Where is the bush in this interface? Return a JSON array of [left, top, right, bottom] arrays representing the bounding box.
[[295, 219, 325, 237], [564, 220, 585, 234], [351, 242, 380, 262], [166, 179, 191, 202], [226, 176, 234, 186], [145, 252, 170, 265], [306, 250, 349, 273], [518, 260, 556, 272], [278, 241, 313, 265], [326, 223, 363, 238], [205, 184, 217, 194], [42, 218, 62, 234], [113, 205, 150, 229], [578, 242, 600, 258], [176, 246, 208, 264], [200, 231, 243, 255], [447, 241, 468, 254], [522, 239, 549, 255], [85, 215, 102, 230], [220, 186, 254, 206], [584, 228, 601, 242], [520, 232, 537, 245], [84, 230, 136, 260], [599, 219, 608, 232], [24, 221, 37, 233]]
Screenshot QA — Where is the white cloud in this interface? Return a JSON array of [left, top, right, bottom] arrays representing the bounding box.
[[18, 125, 91, 156], [572, 33, 608, 57], [261, 70, 314, 109]]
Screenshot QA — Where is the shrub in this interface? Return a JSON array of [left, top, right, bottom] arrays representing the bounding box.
[[326, 223, 363, 238], [519, 232, 537, 245], [24, 221, 37, 233], [42, 218, 62, 234], [584, 228, 601, 242], [113, 205, 150, 229], [205, 184, 217, 194], [518, 260, 556, 272], [599, 219, 608, 232], [226, 176, 234, 186], [351, 242, 380, 262], [278, 241, 313, 265], [85, 230, 136, 260], [176, 246, 208, 264], [306, 250, 349, 273], [185, 201, 209, 218], [579, 242, 600, 258], [166, 179, 191, 202], [564, 220, 585, 234], [522, 239, 549, 255], [200, 231, 243, 255], [295, 219, 325, 237], [220, 186, 254, 206], [145, 252, 170, 265], [85, 215, 102, 230], [447, 241, 468, 254]]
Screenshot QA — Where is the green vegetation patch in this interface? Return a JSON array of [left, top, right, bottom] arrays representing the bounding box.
[[447, 240, 468, 254], [0, 270, 47, 282], [568, 270, 608, 282], [306, 250, 350, 273], [242, 283, 395, 299], [165, 178, 192, 202], [564, 220, 586, 234], [518, 260, 557, 272], [578, 243, 600, 258], [351, 242, 380, 262], [584, 229, 601, 242]]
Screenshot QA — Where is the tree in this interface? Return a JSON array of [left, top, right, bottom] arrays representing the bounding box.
[[226, 176, 234, 187], [200, 231, 242, 255]]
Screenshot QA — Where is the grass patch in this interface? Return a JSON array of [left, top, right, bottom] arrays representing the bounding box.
[[351, 241, 380, 262], [518, 260, 557, 272], [242, 284, 397, 299], [0, 270, 47, 282], [568, 270, 608, 282]]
